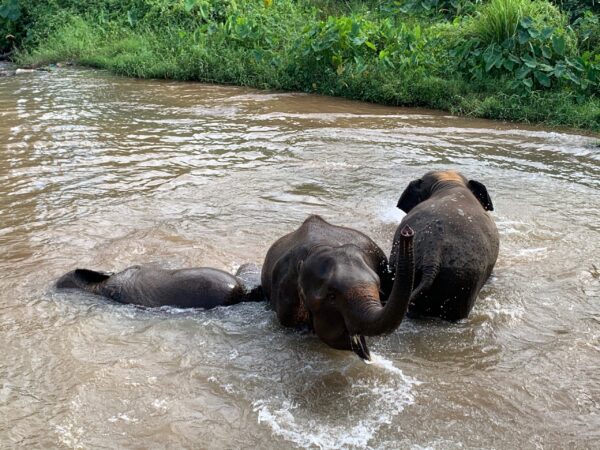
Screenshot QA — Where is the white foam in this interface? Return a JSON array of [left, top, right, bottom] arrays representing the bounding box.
[[152, 399, 168, 411], [517, 247, 547, 255], [107, 413, 138, 423], [515, 247, 548, 262], [253, 354, 419, 449], [369, 353, 421, 380]]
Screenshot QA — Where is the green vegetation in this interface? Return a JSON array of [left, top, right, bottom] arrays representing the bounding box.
[[1, 0, 599, 131]]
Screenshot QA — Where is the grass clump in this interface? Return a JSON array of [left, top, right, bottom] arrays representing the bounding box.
[[471, 0, 533, 44], [470, 0, 566, 45]]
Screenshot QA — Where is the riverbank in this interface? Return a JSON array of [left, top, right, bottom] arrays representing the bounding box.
[[2, 0, 599, 131]]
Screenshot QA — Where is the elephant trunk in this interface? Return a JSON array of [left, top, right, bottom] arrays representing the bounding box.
[[347, 226, 415, 336]]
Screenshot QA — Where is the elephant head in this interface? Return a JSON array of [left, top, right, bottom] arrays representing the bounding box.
[[397, 170, 494, 213], [297, 226, 415, 360], [56, 269, 111, 292]]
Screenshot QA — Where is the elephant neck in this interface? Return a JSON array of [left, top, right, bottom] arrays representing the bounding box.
[[247, 286, 265, 302], [432, 181, 466, 195]]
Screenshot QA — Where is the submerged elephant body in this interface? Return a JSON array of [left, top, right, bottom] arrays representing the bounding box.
[[56, 263, 263, 308], [391, 170, 499, 321], [262, 215, 415, 360]]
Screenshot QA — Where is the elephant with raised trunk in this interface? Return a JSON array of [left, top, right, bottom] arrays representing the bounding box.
[[56, 263, 263, 308], [390, 170, 499, 321], [261, 215, 415, 361]]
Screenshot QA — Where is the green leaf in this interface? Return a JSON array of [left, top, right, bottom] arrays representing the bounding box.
[[199, 3, 208, 20], [350, 36, 366, 46], [518, 29, 530, 45], [516, 65, 531, 79], [552, 35, 565, 56], [565, 70, 580, 85], [414, 24, 421, 40], [539, 27, 554, 40], [503, 59, 515, 71], [527, 27, 539, 39], [565, 57, 584, 72], [127, 10, 138, 27], [252, 49, 263, 62], [365, 41, 376, 51], [522, 77, 533, 88], [521, 54, 537, 69], [184, 0, 196, 12], [552, 62, 566, 78], [491, 53, 504, 71], [534, 71, 551, 87], [508, 53, 521, 64], [0, 0, 21, 21], [541, 45, 552, 59], [520, 17, 534, 29]]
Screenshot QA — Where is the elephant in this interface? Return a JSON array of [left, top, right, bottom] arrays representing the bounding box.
[[261, 215, 415, 361], [56, 262, 264, 308], [390, 170, 499, 321]]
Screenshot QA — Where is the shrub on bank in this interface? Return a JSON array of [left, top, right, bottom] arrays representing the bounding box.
[[1, 0, 599, 131]]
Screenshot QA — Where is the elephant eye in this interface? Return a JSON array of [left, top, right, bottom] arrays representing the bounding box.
[[326, 292, 336, 302]]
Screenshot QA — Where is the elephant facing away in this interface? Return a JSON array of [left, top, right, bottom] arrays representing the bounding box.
[[390, 170, 499, 321], [56, 263, 263, 308], [261, 215, 415, 361]]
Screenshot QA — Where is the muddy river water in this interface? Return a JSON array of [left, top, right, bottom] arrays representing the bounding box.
[[0, 68, 599, 449]]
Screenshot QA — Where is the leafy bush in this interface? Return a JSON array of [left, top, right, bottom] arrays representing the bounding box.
[[394, 0, 481, 18], [550, 0, 600, 20], [574, 11, 600, 52], [451, 0, 599, 93], [294, 16, 379, 75]]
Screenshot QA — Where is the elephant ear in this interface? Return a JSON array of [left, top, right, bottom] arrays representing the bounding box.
[[468, 180, 494, 211], [397, 179, 424, 213], [74, 268, 111, 284]]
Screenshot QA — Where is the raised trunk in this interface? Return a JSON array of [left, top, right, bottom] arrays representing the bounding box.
[[349, 226, 415, 336]]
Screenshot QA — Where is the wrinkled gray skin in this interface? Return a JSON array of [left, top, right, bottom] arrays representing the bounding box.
[[390, 170, 499, 321], [56, 263, 263, 308], [261, 215, 415, 361]]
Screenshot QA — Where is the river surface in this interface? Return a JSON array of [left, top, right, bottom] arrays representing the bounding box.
[[0, 68, 599, 449]]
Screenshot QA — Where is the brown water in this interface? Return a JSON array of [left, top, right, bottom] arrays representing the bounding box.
[[1, 68, 599, 449]]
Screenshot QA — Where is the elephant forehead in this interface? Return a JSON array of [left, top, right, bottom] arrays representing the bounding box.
[[305, 248, 361, 274], [433, 170, 466, 184], [302, 254, 336, 279]]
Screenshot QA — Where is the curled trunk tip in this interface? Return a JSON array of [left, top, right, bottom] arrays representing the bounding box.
[[400, 225, 414, 238]]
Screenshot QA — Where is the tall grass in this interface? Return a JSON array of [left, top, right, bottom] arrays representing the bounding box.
[[470, 0, 565, 44], [472, 0, 529, 43]]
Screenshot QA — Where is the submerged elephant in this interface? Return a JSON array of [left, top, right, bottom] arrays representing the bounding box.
[[390, 170, 499, 321], [56, 262, 263, 308], [261, 215, 415, 361]]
